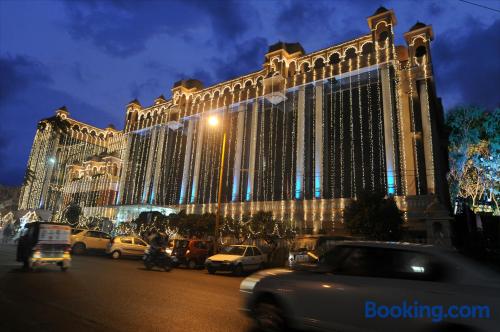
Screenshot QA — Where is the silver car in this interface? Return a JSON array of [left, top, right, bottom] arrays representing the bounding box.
[[240, 241, 500, 332], [106, 236, 148, 259]]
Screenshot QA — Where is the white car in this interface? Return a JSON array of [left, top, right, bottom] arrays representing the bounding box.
[[71, 230, 111, 254], [205, 245, 267, 275], [240, 241, 500, 332], [106, 236, 148, 259]]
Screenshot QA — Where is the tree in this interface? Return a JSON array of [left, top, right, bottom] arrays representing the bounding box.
[[344, 191, 403, 241], [221, 214, 252, 244], [64, 203, 82, 226], [447, 106, 499, 214]]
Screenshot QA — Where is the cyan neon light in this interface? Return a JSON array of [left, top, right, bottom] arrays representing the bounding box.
[[387, 169, 395, 195], [295, 175, 302, 199], [314, 176, 321, 198]]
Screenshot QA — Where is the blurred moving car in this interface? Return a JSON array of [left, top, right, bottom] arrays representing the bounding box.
[[205, 245, 267, 275], [71, 229, 111, 254], [288, 235, 350, 267], [106, 236, 148, 259], [171, 239, 214, 269], [241, 241, 500, 332], [16, 222, 71, 271]]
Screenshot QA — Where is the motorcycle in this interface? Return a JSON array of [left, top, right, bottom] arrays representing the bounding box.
[[143, 246, 173, 272]]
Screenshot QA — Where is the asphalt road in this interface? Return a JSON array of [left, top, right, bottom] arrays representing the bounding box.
[[0, 244, 254, 332]]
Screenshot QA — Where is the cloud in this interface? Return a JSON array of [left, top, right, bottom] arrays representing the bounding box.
[[433, 19, 500, 110], [211, 37, 268, 83], [0, 54, 115, 186], [63, 0, 253, 58], [0, 54, 52, 101]]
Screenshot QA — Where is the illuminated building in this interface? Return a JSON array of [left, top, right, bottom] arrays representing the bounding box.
[[19, 8, 451, 242]]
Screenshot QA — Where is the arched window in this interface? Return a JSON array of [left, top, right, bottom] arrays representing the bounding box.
[[329, 53, 341, 65], [415, 45, 427, 58], [314, 58, 325, 70]]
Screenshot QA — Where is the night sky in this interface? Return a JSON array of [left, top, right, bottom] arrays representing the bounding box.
[[0, 0, 499, 186]]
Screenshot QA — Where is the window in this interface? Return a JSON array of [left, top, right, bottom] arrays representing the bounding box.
[[245, 247, 254, 256], [87, 231, 101, 238], [194, 241, 207, 249], [121, 238, 132, 244], [329, 246, 447, 282], [100, 233, 111, 239], [134, 238, 146, 246], [253, 247, 262, 256]]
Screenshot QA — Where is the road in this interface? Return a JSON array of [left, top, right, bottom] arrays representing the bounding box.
[[0, 244, 254, 332]]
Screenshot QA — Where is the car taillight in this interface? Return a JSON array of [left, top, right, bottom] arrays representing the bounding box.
[[186, 250, 190, 255], [33, 245, 41, 251], [110, 238, 115, 244]]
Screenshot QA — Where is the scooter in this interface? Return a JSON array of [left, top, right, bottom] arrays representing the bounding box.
[[143, 246, 172, 272]]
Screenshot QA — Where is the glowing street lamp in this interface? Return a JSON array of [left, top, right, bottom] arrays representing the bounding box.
[[207, 114, 226, 253]]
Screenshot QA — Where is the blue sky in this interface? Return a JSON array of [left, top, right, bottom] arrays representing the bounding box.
[[0, 0, 499, 186]]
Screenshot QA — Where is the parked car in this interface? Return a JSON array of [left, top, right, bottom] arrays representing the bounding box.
[[71, 230, 111, 254], [171, 239, 214, 269], [106, 236, 148, 259], [241, 241, 500, 332], [288, 234, 351, 267], [205, 245, 267, 275]]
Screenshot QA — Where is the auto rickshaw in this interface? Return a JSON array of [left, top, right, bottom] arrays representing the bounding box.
[[16, 222, 72, 271]]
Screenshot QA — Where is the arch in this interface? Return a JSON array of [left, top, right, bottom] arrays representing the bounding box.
[[233, 83, 241, 92], [361, 42, 374, 55], [254, 75, 264, 85], [300, 61, 310, 73], [329, 52, 341, 65], [313, 57, 325, 69], [244, 79, 253, 88], [410, 35, 427, 46], [72, 124, 80, 131], [98, 133, 105, 140], [343, 47, 358, 59], [415, 45, 427, 58]]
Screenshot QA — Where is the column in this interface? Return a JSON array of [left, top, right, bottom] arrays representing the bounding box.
[[399, 84, 416, 195], [179, 120, 194, 204], [232, 104, 246, 201], [151, 126, 167, 203], [141, 127, 158, 203], [190, 118, 205, 203], [314, 84, 323, 198], [381, 65, 396, 195], [246, 101, 259, 201], [116, 135, 132, 205], [295, 87, 305, 199], [419, 80, 435, 194]]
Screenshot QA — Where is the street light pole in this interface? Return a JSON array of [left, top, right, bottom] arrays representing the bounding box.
[[215, 130, 226, 253]]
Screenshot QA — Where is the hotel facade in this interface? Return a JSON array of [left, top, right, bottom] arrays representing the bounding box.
[[19, 8, 451, 242]]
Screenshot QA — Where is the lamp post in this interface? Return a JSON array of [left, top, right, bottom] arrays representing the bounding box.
[[208, 114, 226, 253]]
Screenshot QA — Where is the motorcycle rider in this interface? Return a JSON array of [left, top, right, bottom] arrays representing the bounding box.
[[148, 232, 168, 259]]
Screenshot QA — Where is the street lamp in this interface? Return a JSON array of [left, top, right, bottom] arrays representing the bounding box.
[[208, 114, 226, 253]]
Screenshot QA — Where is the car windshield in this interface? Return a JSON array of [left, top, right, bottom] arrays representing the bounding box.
[[221, 246, 246, 255], [71, 229, 83, 235], [292, 238, 317, 251]]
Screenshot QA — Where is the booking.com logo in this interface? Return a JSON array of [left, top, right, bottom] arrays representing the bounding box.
[[365, 301, 491, 322]]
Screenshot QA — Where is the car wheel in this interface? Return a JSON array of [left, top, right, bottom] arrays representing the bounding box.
[[233, 264, 243, 276], [207, 266, 216, 274], [72, 242, 86, 255], [111, 251, 121, 259], [187, 259, 197, 269], [254, 300, 287, 332]]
